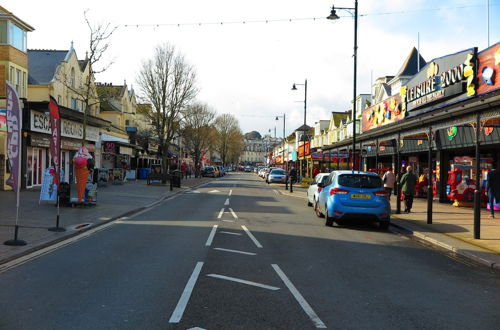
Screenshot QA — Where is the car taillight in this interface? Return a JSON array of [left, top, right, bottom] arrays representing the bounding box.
[[330, 188, 349, 196], [373, 191, 388, 197], [317, 187, 323, 193]]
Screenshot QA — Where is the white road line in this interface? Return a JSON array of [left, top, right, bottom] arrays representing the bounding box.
[[222, 220, 234, 223], [217, 208, 225, 219], [224, 198, 230, 205], [205, 225, 218, 246], [169, 262, 204, 323], [220, 231, 242, 236], [228, 189, 232, 196], [207, 274, 280, 291], [214, 248, 256, 256], [271, 264, 327, 329], [228, 208, 238, 219], [241, 225, 263, 248]]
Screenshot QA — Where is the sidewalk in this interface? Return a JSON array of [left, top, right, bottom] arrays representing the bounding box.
[[277, 184, 500, 270], [0, 176, 213, 265]]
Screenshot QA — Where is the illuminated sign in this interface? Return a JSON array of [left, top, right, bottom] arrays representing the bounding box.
[[477, 42, 500, 95], [403, 48, 476, 112], [361, 95, 405, 132]]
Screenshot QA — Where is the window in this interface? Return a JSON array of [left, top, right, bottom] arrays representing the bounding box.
[[338, 174, 382, 188], [125, 120, 130, 126], [71, 98, 79, 110], [15, 69, 20, 94], [22, 71, 26, 98], [8, 22, 26, 52], [57, 95, 61, 104], [70, 68, 75, 88]]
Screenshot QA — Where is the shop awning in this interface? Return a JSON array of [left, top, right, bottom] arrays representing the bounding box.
[[101, 133, 129, 144]]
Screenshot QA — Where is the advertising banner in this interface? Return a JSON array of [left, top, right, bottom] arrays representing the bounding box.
[[49, 96, 61, 189], [361, 95, 405, 132], [477, 42, 500, 95], [0, 109, 6, 131], [6, 83, 21, 192], [39, 167, 65, 203]]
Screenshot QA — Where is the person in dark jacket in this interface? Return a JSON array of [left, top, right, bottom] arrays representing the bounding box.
[[487, 166, 500, 218], [399, 165, 418, 213], [289, 167, 297, 184]]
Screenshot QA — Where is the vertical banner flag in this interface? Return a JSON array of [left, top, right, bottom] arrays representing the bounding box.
[[49, 96, 61, 188], [6, 82, 22, 192]]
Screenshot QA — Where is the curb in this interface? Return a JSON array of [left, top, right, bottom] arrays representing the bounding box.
[[0, 180, 210, 267], [389, 222, 499, 270]]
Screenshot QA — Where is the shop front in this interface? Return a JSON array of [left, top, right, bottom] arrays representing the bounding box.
[[26, 109, 100, 188]]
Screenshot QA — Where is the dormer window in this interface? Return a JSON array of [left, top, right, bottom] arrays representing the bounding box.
[[0, 20, 27, 52]]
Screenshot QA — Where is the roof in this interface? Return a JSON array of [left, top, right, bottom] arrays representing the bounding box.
[[0, 6, 35, 31], [28, 49, 69, 85], [294, 124, 313, 132], [394, 47, 426, 78]]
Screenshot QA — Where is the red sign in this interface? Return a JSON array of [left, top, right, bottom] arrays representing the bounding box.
[[298, 144, 305, 157], [477, 42, 500, 95], [48, 96, 61, 189], [305, 141, 310, 156]]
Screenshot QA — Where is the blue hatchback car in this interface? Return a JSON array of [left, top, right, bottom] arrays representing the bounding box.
[[315, 170, 390, 229]]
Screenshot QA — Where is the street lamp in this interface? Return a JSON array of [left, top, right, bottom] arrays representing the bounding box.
[[327, 1, 358, 171], [276, 114, 286, 170], [291, 79, 307, 128]]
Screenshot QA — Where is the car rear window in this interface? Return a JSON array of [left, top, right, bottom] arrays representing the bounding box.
[[338, 174, 382, 188], [271, 169, 285, 175]]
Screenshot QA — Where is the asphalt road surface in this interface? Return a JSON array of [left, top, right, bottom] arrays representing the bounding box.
[[1, 173, 499, 329]]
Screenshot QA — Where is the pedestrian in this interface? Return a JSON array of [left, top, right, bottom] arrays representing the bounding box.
[[312, 166, 320, 178], [289, 166, 297, 184], [487, 165, 500, 218], [382, 167, 396, 200], [399, 165, 417, 213]]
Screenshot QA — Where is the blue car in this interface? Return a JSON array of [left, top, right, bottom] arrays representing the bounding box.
[[315, 170, 390, 229]]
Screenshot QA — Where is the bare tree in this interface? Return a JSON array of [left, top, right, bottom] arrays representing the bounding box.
[[57, 11, 117, 143], [181, 103, 216, 177], [213, 114, 244, 166], [136, 43, 198, 173]]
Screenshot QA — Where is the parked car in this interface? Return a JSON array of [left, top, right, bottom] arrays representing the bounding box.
[[307, 173, 330, 207], [266, 168, 287, 184], [244, 166, 252, 172], [315, 171, 390, 229], [202, 166, 216, 177]]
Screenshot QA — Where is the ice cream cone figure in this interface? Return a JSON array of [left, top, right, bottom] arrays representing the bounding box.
[[73, 146, 93, 203]]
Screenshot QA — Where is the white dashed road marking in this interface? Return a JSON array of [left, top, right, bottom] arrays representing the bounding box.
[[214, 248, 257, 256], [241, 225, 263, 248], [228, 208, 238, 219], [220, 231, 242, 236], [224, 198, 230, 205], [169, 262, 204, 323], [217, 208, 225, 219], [272, 264, 327, 328], [207, 274, 280, 291], [205, 225, 218, 246]]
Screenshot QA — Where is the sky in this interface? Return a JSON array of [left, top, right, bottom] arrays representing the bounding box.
[[5, 0, 500, 138]]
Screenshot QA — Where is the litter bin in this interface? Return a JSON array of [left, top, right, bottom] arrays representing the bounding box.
[[172, 170, 182, 188]]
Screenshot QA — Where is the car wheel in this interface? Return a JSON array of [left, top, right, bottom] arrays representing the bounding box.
[[325, 209, 334, 227], [379, 221, 390, 230], [314, 201, 324, 218]]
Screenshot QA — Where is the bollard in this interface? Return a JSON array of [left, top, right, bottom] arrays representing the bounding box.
[[170, 175, 173, 191], [285, 177, 288, 190], [290, 178, 293, 193]]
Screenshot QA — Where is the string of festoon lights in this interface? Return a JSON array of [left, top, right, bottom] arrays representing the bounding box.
[[121, 3, 495, 29]]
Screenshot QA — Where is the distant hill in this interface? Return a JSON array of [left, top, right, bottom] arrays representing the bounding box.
[[244, 131, 262, 140]]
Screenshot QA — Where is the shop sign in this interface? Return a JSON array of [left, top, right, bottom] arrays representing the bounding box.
[[402, 48, 476, 112], [148, 139, 159, 152], [119, 146, 133, 156], [30, 134, 51, 147], [103, 142, 116, 153], [291, 151, 297, 161], [30, 111, 99, 142], [62, 138, 95, 152], [305, 141, 310, 156], [361, 95, 405, 132], [0, 109, 6, 131], [298, 144, 305, 157], [477, 42, 500, 95]]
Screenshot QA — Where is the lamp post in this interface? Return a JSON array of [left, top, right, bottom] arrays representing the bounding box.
[[292, 79, 308, 179], [327, 1, 358, 171], [276, 114, 286, 171]]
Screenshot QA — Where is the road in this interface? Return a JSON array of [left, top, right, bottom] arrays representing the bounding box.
[[1, 173, 499, 329]]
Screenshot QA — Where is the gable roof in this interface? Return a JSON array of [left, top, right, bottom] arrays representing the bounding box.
[[394, 47, 426, 78], [28, 49, 69, 85]]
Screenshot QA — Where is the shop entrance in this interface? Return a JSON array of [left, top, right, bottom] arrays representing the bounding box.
[[27, 147, 46, 188]]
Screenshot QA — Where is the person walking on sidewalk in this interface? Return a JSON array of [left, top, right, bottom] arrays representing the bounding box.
[[399, 165, 417, 213], [382, 167, 396, 200], [312, 166, 321, 179], [487, 166, 500, 218], [289, 167, 297, 184]]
